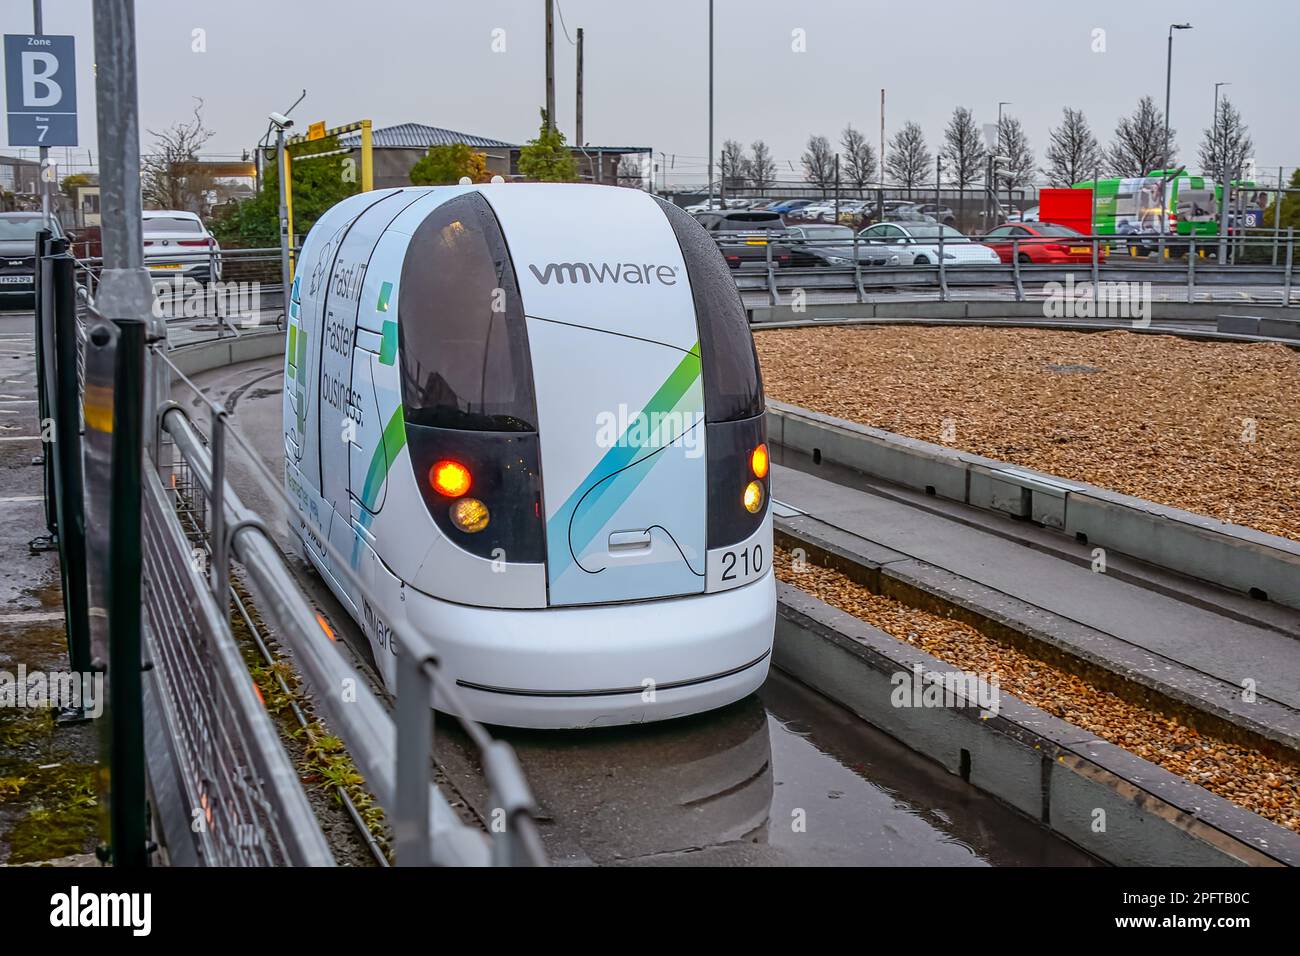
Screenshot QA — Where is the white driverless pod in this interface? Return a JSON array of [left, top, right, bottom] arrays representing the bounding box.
[[283, 183, 775, 728]]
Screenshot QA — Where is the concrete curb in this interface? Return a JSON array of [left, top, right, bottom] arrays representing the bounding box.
[[166, 328, 285, 379], [766, 400, 1300, 611], [750, 299, 1300, 327], [776, 582, 1300, 867]]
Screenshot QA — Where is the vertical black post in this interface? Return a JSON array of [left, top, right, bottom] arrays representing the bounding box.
[[51, 254, 92, 677], [108, 317, 147, 867], [33, 229, 55, 540]]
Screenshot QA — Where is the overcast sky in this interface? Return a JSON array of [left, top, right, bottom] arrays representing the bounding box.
[[5, 0, 1298, 185]]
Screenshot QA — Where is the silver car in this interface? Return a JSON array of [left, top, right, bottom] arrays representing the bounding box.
[[143, 209, 222, 283], [858, 221, 1000, 266]]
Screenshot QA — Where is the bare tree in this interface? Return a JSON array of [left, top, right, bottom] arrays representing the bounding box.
[[141, 98, 216, 212], [1106, 96, 1174, 177], [1197, 97, 1253, 178], [840, 125, 876, 192], [720, 139, 748, 191], [801, 134, 836, 195], [995, 115, 1035, 189], [885, 121, 932, 197], [747, 139, 776, 193], [942, 107, 986, 189], [1043, 107, 1102, 186]]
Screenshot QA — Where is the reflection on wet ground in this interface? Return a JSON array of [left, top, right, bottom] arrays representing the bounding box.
[[439, 671, 1098, 867]]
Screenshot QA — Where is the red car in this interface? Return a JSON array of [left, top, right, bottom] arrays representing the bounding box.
[[982, 222, 1108, 264]]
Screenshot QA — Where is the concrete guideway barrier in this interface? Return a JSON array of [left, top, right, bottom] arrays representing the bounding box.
[[750, 299, 1300, 334], [776, 583, 1300, 867], [767, 400, 1300, 611]]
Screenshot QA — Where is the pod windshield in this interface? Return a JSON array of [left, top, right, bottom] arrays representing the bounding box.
[[656, 197, 765, 423], [398, 192, 538, 431]]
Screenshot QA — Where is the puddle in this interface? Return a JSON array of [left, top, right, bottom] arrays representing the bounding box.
[[438, 670, 1096, 866]]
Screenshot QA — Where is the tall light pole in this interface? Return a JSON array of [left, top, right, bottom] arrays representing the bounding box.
[[1163, 22, 1192, 169], [707, 0, 714, 208], [1213, 81, 1230, 171]]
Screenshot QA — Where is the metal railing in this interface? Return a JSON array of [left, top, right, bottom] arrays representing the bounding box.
[[723, 229, 1299, 307]]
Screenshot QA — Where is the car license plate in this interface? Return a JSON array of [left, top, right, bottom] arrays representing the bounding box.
[[744, 239, 767, 245], [0, 275, 30, 284], [1069, 246, 1090, 255], [150, 263, 183, 270]]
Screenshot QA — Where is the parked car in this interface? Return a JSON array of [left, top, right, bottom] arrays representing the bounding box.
[[785, 225, 899, 267], [0, 211, 64, 304], [695, 209, 791, 269], [981, 222, 1107, 264], [911, 203, 957, 225], [683, 199, 725, 214], [143, 209, 222, 283], [766, 199, 815, 216], [858, 222, 1000, 265]]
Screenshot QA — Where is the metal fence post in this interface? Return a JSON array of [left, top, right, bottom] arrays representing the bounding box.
[[394, 653, 434, 866], [33, 230, 57, 546], [1285, 228, 1294, 306], [108, 317, 148, 867], [1011, 237, 1023, 301], [210, 405, 229, 605], [765, 238, 777, 306], [1187, 236, 1196, 303], [937, 228, 947, 301], [1091, 234, 1100, 301], [853, 231, 863, 303], [51, 253, 92, 678]]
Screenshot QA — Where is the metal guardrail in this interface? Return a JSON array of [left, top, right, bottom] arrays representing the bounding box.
[[722, 229, 1298, 306]]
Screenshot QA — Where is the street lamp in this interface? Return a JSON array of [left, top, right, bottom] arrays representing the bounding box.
[[1213, 81, 1231, 169], [707, 0, 714, 209], [1163, 23, 1193, 169]]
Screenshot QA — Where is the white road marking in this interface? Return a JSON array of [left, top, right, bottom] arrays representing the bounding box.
[[0, 495, 42, 503], [0, 434, 40, 441]]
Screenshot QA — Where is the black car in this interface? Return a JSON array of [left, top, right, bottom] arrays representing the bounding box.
[[693, 209, 791, 270], [0, 212, 64, 305], [785, 224, 896, 267]]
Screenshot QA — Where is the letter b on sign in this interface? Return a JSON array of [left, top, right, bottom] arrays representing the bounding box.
[[4, 34, 79, 146]]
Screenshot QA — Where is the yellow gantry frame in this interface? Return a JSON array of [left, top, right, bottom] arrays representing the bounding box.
[[281, 119, 374, 278]]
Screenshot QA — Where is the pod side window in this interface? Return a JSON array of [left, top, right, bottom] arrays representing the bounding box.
[[654, 197, 765, 423], [398, 193, 537, 431]]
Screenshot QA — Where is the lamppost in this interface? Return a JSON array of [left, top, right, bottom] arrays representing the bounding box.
[[1163, 22, 1193, 169], [1213, 81, 1231, 170], [706, 0, 714, 209], [997, 101, 1011, 220]]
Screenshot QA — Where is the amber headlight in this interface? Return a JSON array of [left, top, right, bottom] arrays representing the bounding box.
[[450, 497, 490, 533]]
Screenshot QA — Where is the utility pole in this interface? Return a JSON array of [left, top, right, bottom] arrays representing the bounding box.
[[33, 0, 50, 227], [707, 0, 714, 209], [575, 27, 584, 148], [545, 0, 555, 130], [1213, 81, 1230, 173]]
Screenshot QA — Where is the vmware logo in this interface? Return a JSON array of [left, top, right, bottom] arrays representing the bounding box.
[[528, 261, 678, 286]]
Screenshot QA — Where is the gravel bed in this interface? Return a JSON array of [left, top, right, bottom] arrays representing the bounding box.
[[755, 325, 1300, 541], [775, 548, 1300, 833]]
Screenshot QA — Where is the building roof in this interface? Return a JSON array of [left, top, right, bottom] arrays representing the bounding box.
[[336, 123, 650, 155], [338, 123, 515, 150]]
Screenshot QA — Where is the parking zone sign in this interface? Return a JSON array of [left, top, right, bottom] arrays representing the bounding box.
[[4, 34, 78, 147]]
